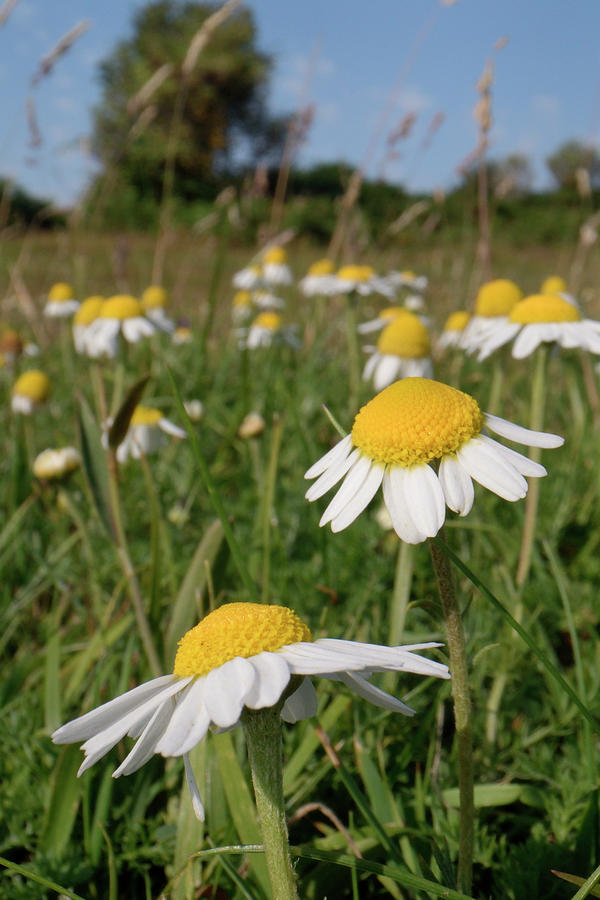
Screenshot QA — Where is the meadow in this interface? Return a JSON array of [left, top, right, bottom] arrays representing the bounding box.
[[1, 219, 600, 900]]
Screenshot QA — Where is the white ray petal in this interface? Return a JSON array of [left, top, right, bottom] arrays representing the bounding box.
[[184, 753, 205, 821], [319, 455, 373, 526], [154, 678, 209, 756], [245, 652, 291, 708], [314, 640, 449, 678], [112, 699, 174, 776], [483, 413, 564, 448], [512, 325, 543, 358], [382, 467, 424, 543], [401, 464, 445, 537], [204, 657, 256, 727], [362, 352, 379, 380], [438, 455, 474, 516], [330, 462, 384, 531], [305, 448, 360, 501], [304, 434, 353, 480], [373, 355, 400, 391], [337, 672, 415, 714], [457, 437, 527, 501], [159, 418, 187, 438], [478, 435, 546, 477], [281, 677, 318, 723]]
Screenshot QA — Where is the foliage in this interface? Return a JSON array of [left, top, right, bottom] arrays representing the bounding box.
[[545, 140, 600, 191], [0, 179, 64, 229]]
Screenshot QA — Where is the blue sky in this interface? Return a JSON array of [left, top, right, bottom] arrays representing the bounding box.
[[2, 0, 600, 205]]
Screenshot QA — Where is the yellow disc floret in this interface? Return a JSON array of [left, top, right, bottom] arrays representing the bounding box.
[[13, 369, 50, 402], [131, 405, 163, 426], [48, 282, 75, 302], [74, 296, 104, 326], [443, 310, 470, 332], [475, 279, 523, 317], [100, 295, 144, 320], [540, 276, 567, 294], [142, 286, 169, 309], [376, 313, 430, 358], [378, 306, 409, 321], [263, 247, 287, 264], [254, 311, 282, 330], [351, 377, 483, 467], [308, 258, 334, 275], [337, 264, 375, 282], [509, 294, 581, 324], [233, 290, 252, 308], [173, 602, 312, 676]]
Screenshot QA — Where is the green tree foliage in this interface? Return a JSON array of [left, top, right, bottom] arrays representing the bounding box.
[[546, 140, 600, 190], [89, 0, 287, 221]]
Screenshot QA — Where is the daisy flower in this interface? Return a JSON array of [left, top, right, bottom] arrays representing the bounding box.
[[141, 285, 175, 333], [438, 311, 471, 350], [114, 405, 186, 463], [44, 282, 80, 318], [11, 369, 50, 415], [238, 411, 266, 438], [232, 290, 254, 323], [183, 399, 204, 422], [33, 447, 81, 480], [299, 258, 337, 296], [460, 279, 523, 354], [252, 289, 286, 310], [387, 270, 428, 293], [261, 247, 293, 286], [172, 322, 193, 345], [239, 312, 298, 350], [332, 265, 395, 298], [357, 306, 413, 335], [52, 601, 449, 820], [362, 312, 433, 390], [305, 377, 564, 543], [477, 293, 600, 360], [83, 295, 157, 358], [540, 275, 567, 294], [233, 264, 263, 290], [72, 296, 104, 354]]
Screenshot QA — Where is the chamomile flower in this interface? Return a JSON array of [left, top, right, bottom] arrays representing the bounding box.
[[261, 247, 292, 285], [33, 447, 81, 480], [387, 270, 428, 293], [83, 295, 157, 358], [438, 311, 471, 350], [141, 285, 175, 333], [115, 405, 186, 463], [11, 369, 50, 415], [172, 322, 194, 345], [362, 312, 433, 390], [238, 411, 266, 438], [305, 377, 564, 543], [299, 258, 337, 296], [239, 312, 298, 350], [232, 290, 254, 323], [72, 296, 104, 354], [357, 306, 412, 334], [44, 282, 80, 318], [233, 264, 263, 290], [540, 275, 567, 294], [460, 279, 523, 354], [477, 293, 600, 360], [183, 399, 204, 422], [333, 265, 395, 298], [52, 601, 449, 821], [252, 289, 286, 310]]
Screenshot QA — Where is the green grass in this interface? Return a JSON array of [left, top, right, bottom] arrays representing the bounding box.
[[0, 225, 599, 899]]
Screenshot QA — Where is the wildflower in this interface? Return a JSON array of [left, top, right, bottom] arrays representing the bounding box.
[[540, 275, 567, 294], [83, 295, 157, 358], [115, 405, 186, 463], [52, 601, 449, 820], [299, 258, 337, 296], [477, 293, 600, 360], [238, 411, 266, 438], [232, 290, 254, 323], [460, 279, 523, 353], [11, 370, 50, 415], [232, 264, 263, 290], [362, 312, 433, 390], [262, 247, 292, 286], [305, 377, 564, 543], [33, 447, 81, 480], [141, 285, 175, 332], [333, 264, 395, 297], [438, 311, 471, 350], [44, 282, 80, 318], [387, 270, 428, 293], [172, 322, 193, 345], [239, 312, 298, 350], [358, 306, 414, 334], [184, 399, 204, 422], [72, 296, 104, 354], [252, 289, 285, 310]]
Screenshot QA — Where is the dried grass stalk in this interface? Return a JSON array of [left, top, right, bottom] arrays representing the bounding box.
[[31, 20, 90, 86], [26, 96, 42, 148], [127, 64, 173, 117], [0, 0, 19, 28], [181, 0, 242, 78]]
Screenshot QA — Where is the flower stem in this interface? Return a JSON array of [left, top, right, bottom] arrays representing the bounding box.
[[390, 539, 414, 645], [429, 533, 474, 894], [344, 296, 360, 416], [515, 345, 547, 587], [243, 705, 298, 900]]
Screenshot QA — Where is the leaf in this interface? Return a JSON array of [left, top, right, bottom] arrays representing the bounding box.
[[39, 744, 83, 856], [442, 782, 545, 809], [76, 394, 113, 537], [0, 856, 88, 900], [108, 373, 150, 449], [164, 518, 225, 664], [551, 870, 600, 898], [44, 631, 61, 733]]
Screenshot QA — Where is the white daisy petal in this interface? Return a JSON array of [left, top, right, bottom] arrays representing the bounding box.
[[204, 657, 256, 728], [373, 355, 400, 391], [154, 678, 209, 756], [184, 753, 205, 821], [438, 455, 474, 516], [337, 671, 415, 715], [362, 353, 379, 380], [159, 418, 187, 438], [382, 467, 424, 544], [512, 325, 543, 358], [113, 699, 174, 777], [330, 462, 384, 531], [457, 437, 527, 501], [484, 413, 564, 448], [245, 652, 291, 708], [281, 677, 318, 723], [304, 434, 352, 480], [401, 464, 445, 538], [478, 435, 546, 478], [319, 454, 373, 527], [305, 448, 360, 501]]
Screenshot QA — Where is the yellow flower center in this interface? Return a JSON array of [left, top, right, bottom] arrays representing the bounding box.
[[509, 294, 581, 324], [378, 306, 409, 320], [351, 377, 483, 467], [263, 246, 287, 264], [100, 295, 144, 320], [475, 279, 523, 317], [131, 405, 163, 426], [233, 290, 252, 307], [74, 296, 104, 326], [337, 264, 375, 281], [173, 602, 312, 676], [48, 282, 75, 302], [443, 310, 470, 332], [13, 369, 50, 402], [254, 311, 281, 330], [376, 313, 430, 358], [308, 258, 334, 275], [540, 275, 567, 294], [142, 285, 168, 309]]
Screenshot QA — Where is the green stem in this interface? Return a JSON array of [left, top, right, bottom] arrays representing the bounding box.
[[344, 296, 360, 416], [261, 414, 283, 604], [242, 705, 298, 900], [389, 539, 414, 645], [515, 345, 547, 587], [429, 533, 474, 894], [487, 356, 504, 416]]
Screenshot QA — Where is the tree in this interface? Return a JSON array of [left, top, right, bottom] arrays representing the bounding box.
[[89, 1, 287, 211], [546, 140, 600, 191]]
